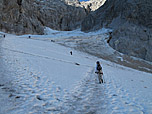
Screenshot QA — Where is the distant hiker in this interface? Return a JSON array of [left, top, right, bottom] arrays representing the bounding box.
[[70, 51, 72, 55], [28, 36, 31, 38], [95, 61, 103, 83], [3, 35, 5, 38], [51, 40, 55, 42]]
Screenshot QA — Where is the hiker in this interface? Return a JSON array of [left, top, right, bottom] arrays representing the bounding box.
[[95, 61, 102, 74], [95, 61, 103, 83], [70, 51, 72, 55]]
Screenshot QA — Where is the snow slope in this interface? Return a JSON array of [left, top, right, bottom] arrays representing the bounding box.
[[0, 30, 152, 114]]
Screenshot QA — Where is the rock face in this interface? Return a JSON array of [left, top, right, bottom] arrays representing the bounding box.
[[35, 0, 86, 31], [80, 0, 106, 11], [0, 0, 86, 34], [0, 0, 44, 34], [81, 0, 152, 62]]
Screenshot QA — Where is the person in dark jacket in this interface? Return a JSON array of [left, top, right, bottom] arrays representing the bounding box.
[[95, 61, 103, 83], [95, 61, 102, 74]]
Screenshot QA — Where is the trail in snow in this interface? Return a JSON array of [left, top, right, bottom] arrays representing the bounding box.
[[57, 68, 107, 114]]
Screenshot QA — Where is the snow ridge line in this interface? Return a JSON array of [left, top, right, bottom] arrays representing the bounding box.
[[1, 46, 93, 68]]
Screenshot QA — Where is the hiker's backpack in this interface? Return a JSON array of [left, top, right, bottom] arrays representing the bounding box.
[[97, 65, 102, 71]]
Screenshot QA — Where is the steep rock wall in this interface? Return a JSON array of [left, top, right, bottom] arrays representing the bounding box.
[[81, 0, 152, 62], [0, 0, 86, 34]]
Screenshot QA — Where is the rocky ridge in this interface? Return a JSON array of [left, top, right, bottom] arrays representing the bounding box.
[[0, 0, 86, 34], [81, 0, 152, 62]]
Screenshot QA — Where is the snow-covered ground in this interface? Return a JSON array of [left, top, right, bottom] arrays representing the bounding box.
[[0, 29, 152, 114]]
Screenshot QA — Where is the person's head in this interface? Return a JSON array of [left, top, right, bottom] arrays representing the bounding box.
[[96, 61, 100, 64]]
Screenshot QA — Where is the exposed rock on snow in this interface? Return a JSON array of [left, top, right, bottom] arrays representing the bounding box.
[[81, 0, 152, 62], [0, 0, 86, 34]]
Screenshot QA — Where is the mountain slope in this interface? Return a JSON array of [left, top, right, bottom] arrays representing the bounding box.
[[81, 0, 152, 62]]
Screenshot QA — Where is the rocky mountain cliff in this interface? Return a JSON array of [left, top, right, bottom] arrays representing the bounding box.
[[0, 0, 86, 34], [81, 0, 152, 62], [80, 0, 106, 11]]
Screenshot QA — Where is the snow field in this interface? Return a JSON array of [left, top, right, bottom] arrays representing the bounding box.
[[0, 29, 152, 114]]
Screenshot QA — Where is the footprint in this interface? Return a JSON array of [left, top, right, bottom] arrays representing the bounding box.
[[9, 93, 15, 97], [36, 95, 43, 101], [15, 96, 21, 99], [0, 84, 4, 87], [113, 94, 117, 96]]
